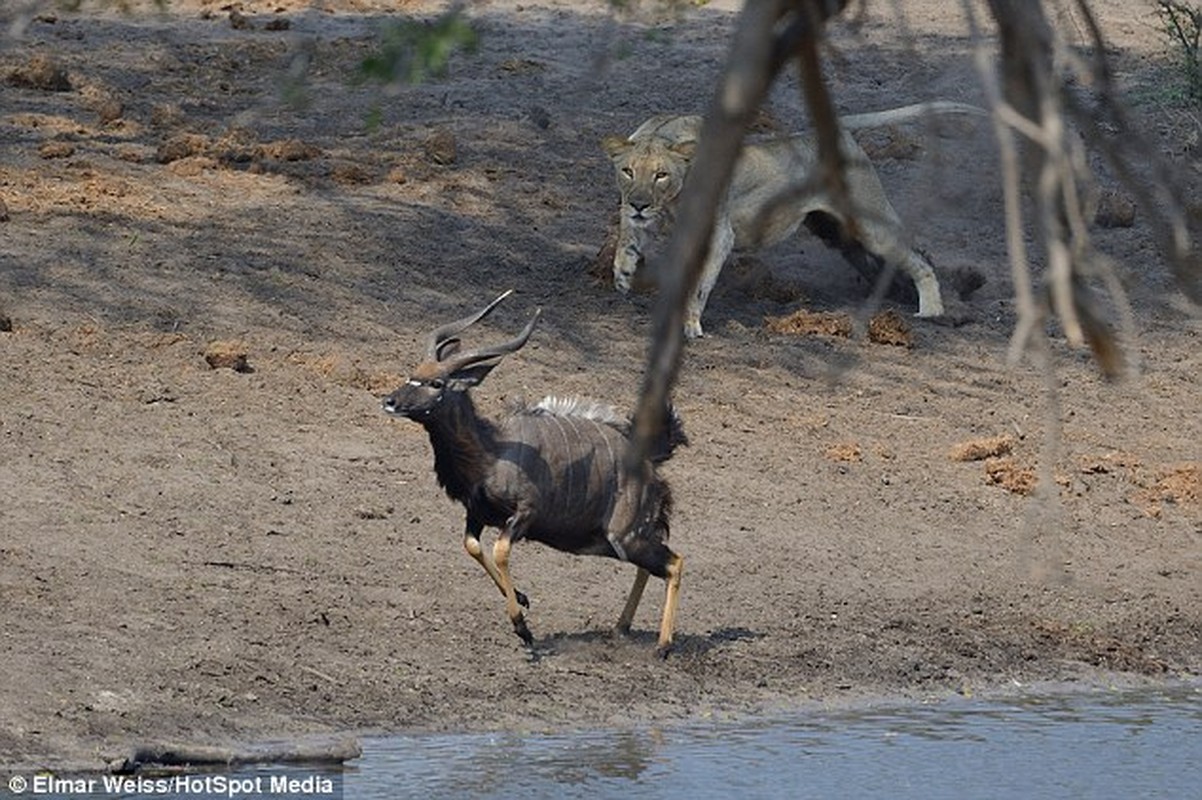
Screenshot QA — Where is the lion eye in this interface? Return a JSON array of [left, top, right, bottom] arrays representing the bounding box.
[[654, 171, 669, 181], [621, 167, 634, 179]]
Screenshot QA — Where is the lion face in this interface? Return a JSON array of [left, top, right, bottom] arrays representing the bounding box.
[[603, 137, 694, 228], [602, 136, 696, 291]]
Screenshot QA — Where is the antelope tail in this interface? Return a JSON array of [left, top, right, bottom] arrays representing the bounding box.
[[649, 405, 689, 464]]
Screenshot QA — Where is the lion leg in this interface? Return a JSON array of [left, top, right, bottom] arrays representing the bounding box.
[[853, 214, 944, 318], [900, 248, 944, 317], [686, 220, 735, 338], [828, 136, 946, 318], [612, 215, 650, 294]]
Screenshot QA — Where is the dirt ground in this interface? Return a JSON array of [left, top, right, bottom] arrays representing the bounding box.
[[1, 0, 1199, 773]]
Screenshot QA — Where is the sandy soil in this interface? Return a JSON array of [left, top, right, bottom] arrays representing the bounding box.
[[1, 0, 1199, 773]]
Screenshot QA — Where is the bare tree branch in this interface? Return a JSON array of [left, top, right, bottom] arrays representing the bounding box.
[[624, 0, 792, 473], [626, 0, 855, 476], [962, 2, 1041, 369], [794, 2, 858, 239], [625, 0, 1199, 511]]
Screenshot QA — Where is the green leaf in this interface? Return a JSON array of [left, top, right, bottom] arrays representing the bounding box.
[[356, 10, 479, 87]]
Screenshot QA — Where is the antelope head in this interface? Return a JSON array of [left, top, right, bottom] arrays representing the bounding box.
[[383, 290, 541, 420]]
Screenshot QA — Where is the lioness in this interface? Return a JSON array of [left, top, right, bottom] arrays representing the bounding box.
[[602, 103, 984, 338]]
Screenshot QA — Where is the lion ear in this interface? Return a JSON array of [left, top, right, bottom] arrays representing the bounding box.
[[602, 136, 633, 158], [670, 140, 697, 161]]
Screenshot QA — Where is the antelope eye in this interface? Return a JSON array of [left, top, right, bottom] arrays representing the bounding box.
[[429, 378, 445, 390]]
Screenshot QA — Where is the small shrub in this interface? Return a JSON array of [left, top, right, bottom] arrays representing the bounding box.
[[1156, 0, 1202, 103], [358, 10, 478, 87]]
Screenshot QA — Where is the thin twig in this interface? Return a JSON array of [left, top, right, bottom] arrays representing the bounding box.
[[625, 0, 795, 473], [298, 664, 341, 685], [962, 0, 1040, 367]]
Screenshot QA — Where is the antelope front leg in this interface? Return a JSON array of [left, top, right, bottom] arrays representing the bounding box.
[[492, 534, 534, 647], [615, 568, 650, 637], [464, 530, 529, 609]]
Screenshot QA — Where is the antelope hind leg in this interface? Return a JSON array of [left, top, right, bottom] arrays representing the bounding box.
[[656, 553, 684, 658]]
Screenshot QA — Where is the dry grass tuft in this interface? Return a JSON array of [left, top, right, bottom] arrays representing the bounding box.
[[824, 442, 862, 462], [203, 340, 251, 373], [867, 309, 913, 347], [948, 434, 1016, 462], [1132, 462, 1200, 517], [983, 456, 1038, 495], [764, 308, 852, 338]]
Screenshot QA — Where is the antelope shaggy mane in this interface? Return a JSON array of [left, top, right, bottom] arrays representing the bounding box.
[[382, 291, 687, 657]]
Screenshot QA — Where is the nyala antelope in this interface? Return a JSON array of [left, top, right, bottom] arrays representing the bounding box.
[[382, 291, 687, 656]]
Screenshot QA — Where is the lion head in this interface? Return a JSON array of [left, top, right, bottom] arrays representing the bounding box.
[[602, 136, 696, 229], [601, 135, 696, 291]]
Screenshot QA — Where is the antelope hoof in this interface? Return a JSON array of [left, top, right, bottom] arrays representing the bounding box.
[[516, 589, 529, 610], [654, 641, 674, 660], [512, 614, 534, 646]]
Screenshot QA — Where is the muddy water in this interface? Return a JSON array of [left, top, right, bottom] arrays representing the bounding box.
[[347, 685, 1201, 799], [58, 684, 1197, 799]]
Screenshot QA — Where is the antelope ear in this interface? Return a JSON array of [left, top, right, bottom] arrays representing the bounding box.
[[435, 338, 462, 361], [447, 358, 502, 390]]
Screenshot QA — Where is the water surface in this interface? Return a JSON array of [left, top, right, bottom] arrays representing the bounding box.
[[348, 685, 1202, 799], [23, 685, 1199, 799]]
